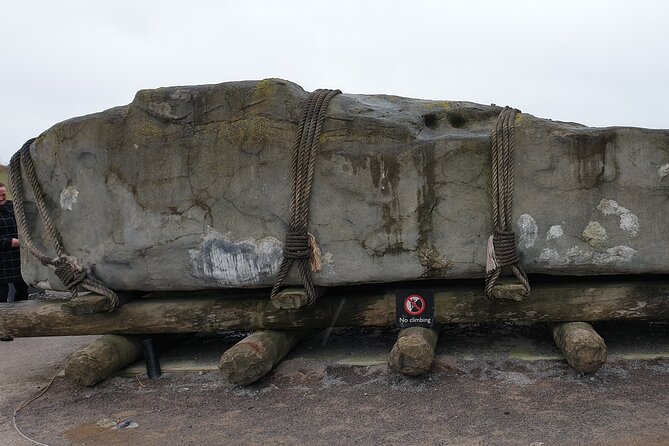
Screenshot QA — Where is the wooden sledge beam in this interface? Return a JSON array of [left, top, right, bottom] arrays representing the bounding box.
[[389, 325, 441, 376], [550, 322, 608, 374], [218, 329, 308, 385], [1, 280, 668, 336]]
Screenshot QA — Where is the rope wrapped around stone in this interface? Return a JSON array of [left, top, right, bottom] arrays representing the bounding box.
[[283, 232, 311, 259], [271, 89, 341, 305], [485, 107, 531, 302], [9, 139, 121, 311]]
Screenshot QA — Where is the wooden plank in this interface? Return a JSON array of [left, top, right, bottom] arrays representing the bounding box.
[[550, 322, 607, 374], [1, 280, 668, 336]]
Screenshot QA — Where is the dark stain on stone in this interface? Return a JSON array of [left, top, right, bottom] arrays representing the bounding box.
[[369, 152, 401, 194], [415, 142, 437, 249], [77, 151, 97, 169], [370, 157, 381, 188], [372, 150, 406, 255], [414, 142, 453, 278], [564, 130, 619, 189], [381, 200, 403, 249], [336, 153, 369, 176]]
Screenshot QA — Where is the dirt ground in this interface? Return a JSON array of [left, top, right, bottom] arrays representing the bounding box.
[[1, 322, 668, 446]]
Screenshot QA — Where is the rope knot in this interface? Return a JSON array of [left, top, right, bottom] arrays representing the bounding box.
[[283, 232, 323, 272], [52, 255, 87, 290], [11, 139, 121, 311], [492, 229, 519, 267], [283, 231, 310, 259]]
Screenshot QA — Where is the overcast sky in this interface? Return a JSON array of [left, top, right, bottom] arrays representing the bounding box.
[[1, 0, 667, 165]]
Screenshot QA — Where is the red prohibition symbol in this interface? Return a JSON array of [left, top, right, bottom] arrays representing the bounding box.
[[404, 294, 426, 316]]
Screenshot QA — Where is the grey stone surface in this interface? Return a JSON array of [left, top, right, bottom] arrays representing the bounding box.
[[16, 79, 669, 291]]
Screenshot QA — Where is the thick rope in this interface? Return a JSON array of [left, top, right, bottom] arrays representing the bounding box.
[[9, 139, 120, 311], [271, 89, 341, 305], [485, 107, 531, 302]]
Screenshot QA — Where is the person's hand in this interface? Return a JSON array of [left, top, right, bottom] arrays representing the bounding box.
[[11, 238, 19, 248]]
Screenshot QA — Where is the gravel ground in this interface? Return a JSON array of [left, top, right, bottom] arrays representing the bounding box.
[[1, 322, 668, 446]]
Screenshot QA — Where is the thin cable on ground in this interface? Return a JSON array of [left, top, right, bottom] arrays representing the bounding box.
[[12, 367, 62, 446]]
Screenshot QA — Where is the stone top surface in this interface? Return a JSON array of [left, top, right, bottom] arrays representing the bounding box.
[[16, 79, 669, 291]]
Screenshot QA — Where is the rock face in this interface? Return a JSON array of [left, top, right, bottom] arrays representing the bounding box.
[[17, 79, 669, 291]]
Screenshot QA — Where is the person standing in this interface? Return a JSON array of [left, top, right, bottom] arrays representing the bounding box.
[[0, 182, 28, 302]]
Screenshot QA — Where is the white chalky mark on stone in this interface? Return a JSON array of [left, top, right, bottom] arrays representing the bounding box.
[[537, 245, 636, 267], [659, 164, 669, 178], [321, 252, 335, 274], [597, 198, 626, 216], [517, 214, 537, 248], [189, 229, 283, 286], [546, 225, 564, 241], [538, 248, 560, 263], [619, 213, 640, 237], [59, 186, 79, 211], [596, 245, 637, 264], [596, 198, 640, 237]]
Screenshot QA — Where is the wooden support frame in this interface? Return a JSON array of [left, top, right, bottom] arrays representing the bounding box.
[[1, 280, 668, 336]]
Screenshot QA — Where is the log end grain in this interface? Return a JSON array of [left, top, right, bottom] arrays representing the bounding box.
[[218, 341, 273, 385], [551, 322, 607, 374], [388, 326, 440, 376]]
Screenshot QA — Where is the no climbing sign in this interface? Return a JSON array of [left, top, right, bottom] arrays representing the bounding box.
[[396, 289, 434, 328]]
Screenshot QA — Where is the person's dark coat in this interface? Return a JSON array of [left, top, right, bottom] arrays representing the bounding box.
[[0, 201, 22, 284]]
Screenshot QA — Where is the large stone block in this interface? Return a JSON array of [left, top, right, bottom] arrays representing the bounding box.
[[16, 79, 669, 291]]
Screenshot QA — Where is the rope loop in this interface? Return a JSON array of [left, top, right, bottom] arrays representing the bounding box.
[[485, 107, 531, 302], [9, 139, 121, 311], [271, 88, 341, 305]]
